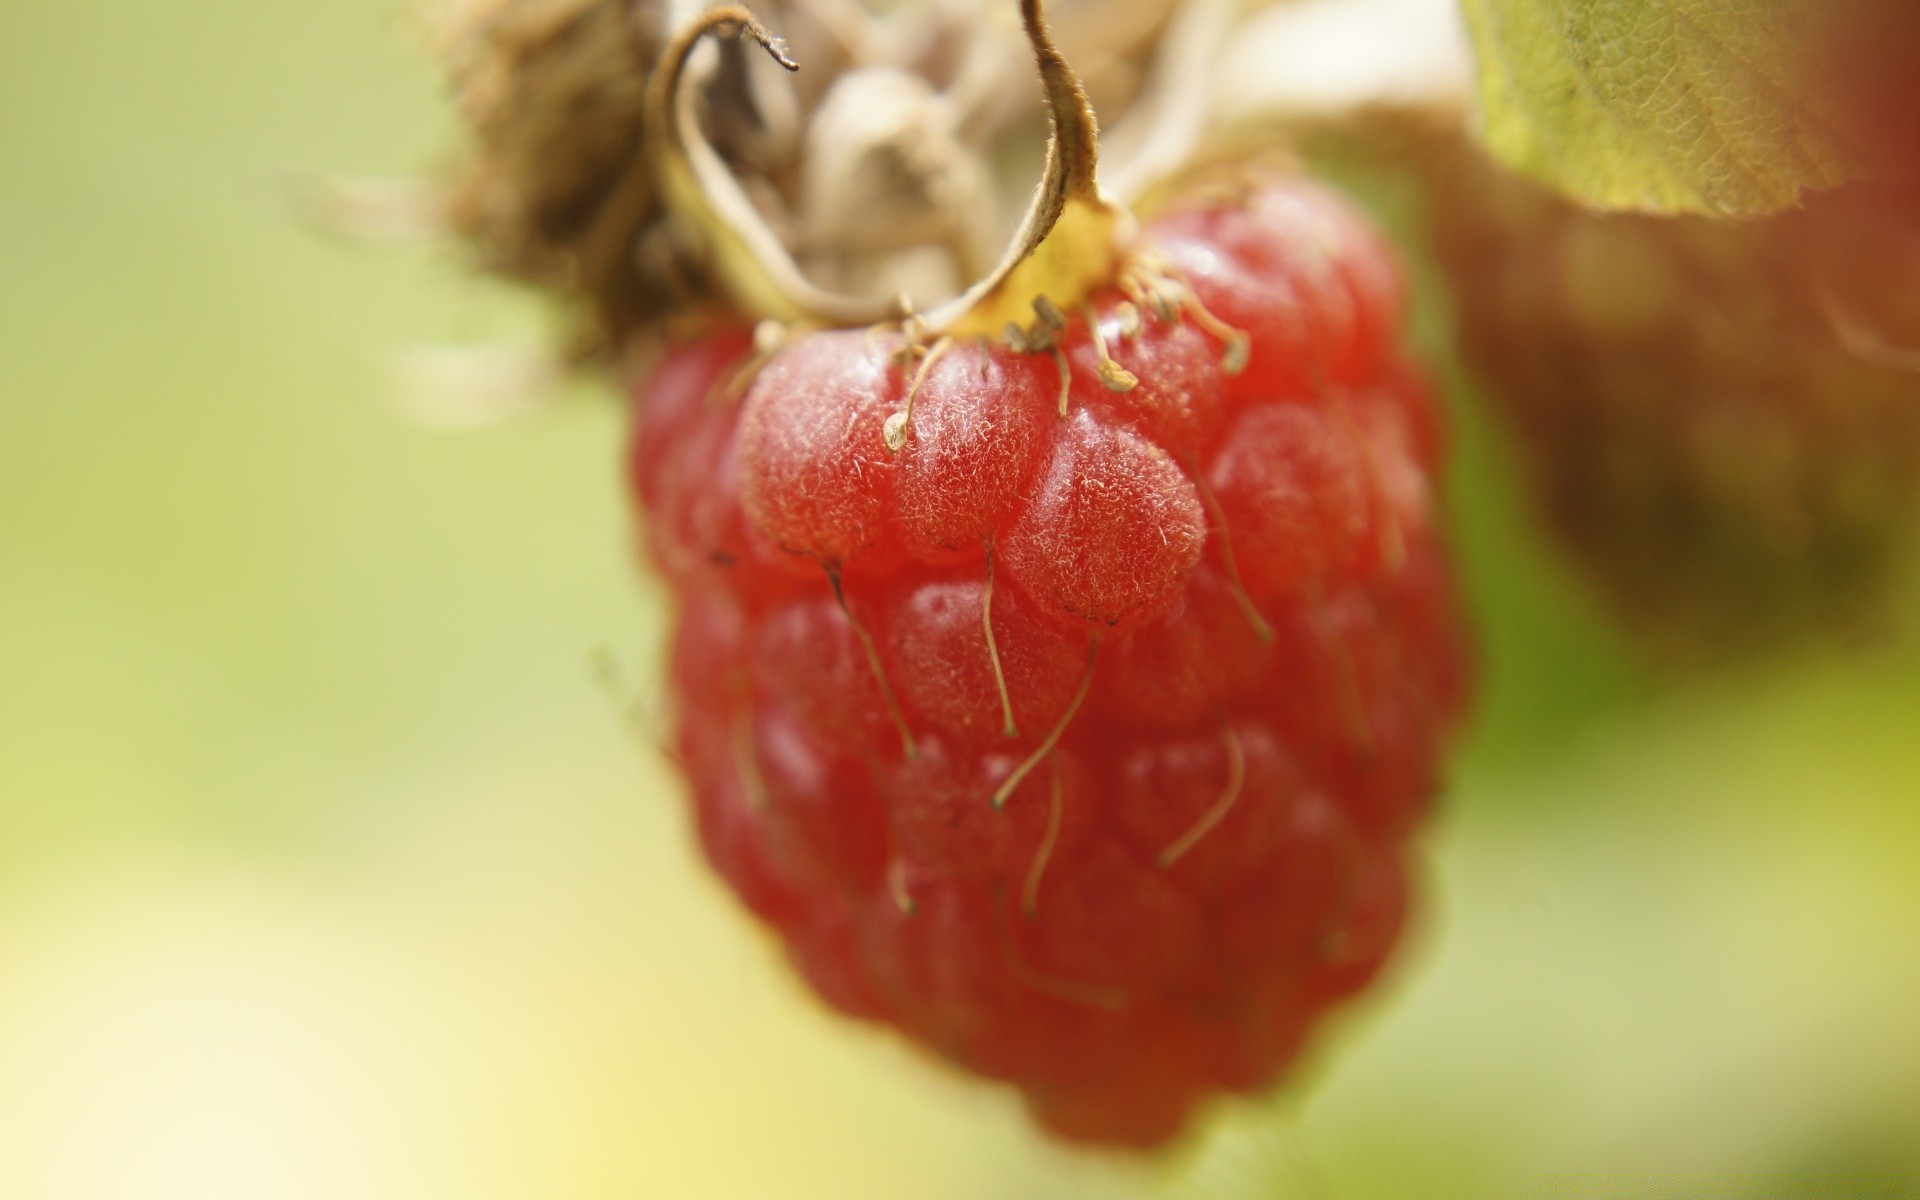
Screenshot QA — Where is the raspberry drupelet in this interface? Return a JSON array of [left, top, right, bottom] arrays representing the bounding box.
[[628, 176, 1473, 1148]]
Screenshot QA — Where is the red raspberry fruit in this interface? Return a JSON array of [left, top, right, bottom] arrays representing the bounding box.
[[628, 175, 1472, 1148]]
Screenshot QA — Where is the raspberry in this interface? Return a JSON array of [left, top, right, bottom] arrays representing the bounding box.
[[422, 0, 1481, 1150], [1423, 143, 1920, 658], [629, 176, 1472, 1147]]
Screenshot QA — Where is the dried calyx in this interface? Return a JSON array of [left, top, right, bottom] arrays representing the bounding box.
[[425, 0, 681, 346], [648, 0, 1134, 340], [421, 0, 1485, 366], [423, 0, 1209, 359]]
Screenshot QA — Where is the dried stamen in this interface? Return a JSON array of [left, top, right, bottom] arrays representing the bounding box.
[[1193, 472, 1276, 643], [1117, 261, 1182, 322], [827, 564, 918, 759], [1182, 287, 1251, 375], [1021, 756, 1065, 915], [888, 857, 918, 915], [1084, 305, 1140, 392], [884, 336, 954, 452], [590, 645, 669, 755], [1306, 584, 1377, 757], [1123, 254, 1249, 372], [732, 704, 771, 810], [996, 891, 1129, 1009], [1334, 390, 1408, 573], [1006, 294, 1067, 358], [983, 544, 1020, 738], [1157, 725, 1246, 868], [753, 319, 792, 357], [1050, 346, 1073, 415], [992, 638, 1097, 808], [1032, 294, 1069, 339], [899, 308, 930, 348]]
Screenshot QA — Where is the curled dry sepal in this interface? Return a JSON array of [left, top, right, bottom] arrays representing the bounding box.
[[419, 0, 1193, 356]]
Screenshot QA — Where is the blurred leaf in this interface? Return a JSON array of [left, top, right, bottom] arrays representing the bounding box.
[[1460, 0, 1863, 214]]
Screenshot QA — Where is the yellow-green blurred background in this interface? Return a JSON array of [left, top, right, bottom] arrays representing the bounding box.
[[3, 2, 1918, 1197]]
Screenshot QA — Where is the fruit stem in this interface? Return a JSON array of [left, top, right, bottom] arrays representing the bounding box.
[[1023, 0, 1102, 208], [920, 0, 1128, 336]]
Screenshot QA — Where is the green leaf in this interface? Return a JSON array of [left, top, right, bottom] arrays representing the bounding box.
[[1461, 0, 1869, 215]]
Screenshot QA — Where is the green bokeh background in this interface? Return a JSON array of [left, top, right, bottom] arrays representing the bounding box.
[[2, 2, 1916, 1196]]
